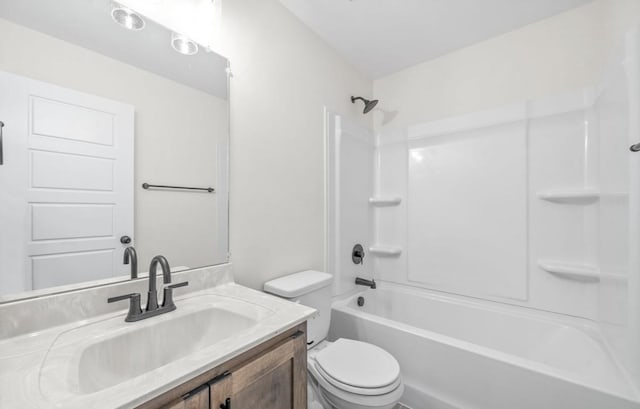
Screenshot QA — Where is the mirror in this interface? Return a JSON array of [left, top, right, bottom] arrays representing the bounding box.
[[0, 0, 229, 301]]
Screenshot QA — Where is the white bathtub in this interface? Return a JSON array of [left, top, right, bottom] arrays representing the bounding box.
[[329, 282, 640, 409]]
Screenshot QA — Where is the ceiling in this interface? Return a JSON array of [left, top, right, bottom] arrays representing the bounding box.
[[278, 0, 594, 79]]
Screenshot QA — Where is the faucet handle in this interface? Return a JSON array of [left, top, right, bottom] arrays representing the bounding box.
[[108, 293, 140, 303], [352, 244, 365, 265], [108, 293, 142, 321], [162, 282, 189, 309], [167, 281, 189, 290]]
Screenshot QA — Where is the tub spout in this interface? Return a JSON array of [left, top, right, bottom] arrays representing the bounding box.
[[355, 277, 376, 289]]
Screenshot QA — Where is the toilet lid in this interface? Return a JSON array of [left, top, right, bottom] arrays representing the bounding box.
[[314, 339, 400, 389]]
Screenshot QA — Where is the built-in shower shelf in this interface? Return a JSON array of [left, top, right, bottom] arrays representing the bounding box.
[[537, 188, 600, 204], [369, 246, 402, 257], [538, 260, 600, 283], [369, 197, 402, 207]]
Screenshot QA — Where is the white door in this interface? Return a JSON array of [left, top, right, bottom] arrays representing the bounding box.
[[0, 71, 134, 295]]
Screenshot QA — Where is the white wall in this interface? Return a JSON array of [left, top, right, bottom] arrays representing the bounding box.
[[219, 0, 372, 289], [0, 18, 229, 271], [373, 0, 640, 130]]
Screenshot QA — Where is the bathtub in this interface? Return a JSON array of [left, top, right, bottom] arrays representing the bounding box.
[[329, 282, 640, 409]]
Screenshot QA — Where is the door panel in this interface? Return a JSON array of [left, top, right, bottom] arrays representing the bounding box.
[[31, 204, 114, 240], [209, 373, 232, 409], [233, 361, 293, 409], [231, 333, 297, 389], [30, 150, 114, 190], [31, 250, 113, 289], [31, 96, 115, 145]]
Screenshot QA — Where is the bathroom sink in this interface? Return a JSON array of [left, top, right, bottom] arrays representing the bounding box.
[[76, 307, 257, 393], [38, 294, 274, 401]]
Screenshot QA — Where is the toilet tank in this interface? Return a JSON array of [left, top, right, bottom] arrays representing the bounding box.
[[264, 271, 333, 348]]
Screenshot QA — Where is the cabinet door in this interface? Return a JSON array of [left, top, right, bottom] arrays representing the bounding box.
[[209, 372, 232, 409], [210, 331, 307, 409], [164, 384, 209, 409]]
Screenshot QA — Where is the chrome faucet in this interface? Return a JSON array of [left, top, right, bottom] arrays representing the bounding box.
[[355, 277, 377, 289], [108, 255, 188, 322], [123, 247, 138, 279]]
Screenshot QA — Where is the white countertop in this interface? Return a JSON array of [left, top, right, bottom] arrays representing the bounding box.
[[0, 268, 314, 409]]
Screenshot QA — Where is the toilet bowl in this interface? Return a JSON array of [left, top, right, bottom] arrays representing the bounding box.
[[264, 271, 404, 409], [308, 339, 404, 409]]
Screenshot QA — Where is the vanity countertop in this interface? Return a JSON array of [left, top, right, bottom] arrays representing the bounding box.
[[0, 277, 314, 409]]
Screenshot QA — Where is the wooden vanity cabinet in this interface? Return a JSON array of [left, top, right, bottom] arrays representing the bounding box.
[[138, 322, 307, 409]]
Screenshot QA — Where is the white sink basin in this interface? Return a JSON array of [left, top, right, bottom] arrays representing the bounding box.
[[38, 294, 274, 402], [77, 307, 258, 393]]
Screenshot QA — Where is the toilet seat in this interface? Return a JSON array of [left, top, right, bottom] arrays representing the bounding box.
[[308, 338, 403, 409], [308, 356, 404, 409], [313, 338, 401, 395], [313, 361, 402, 396]]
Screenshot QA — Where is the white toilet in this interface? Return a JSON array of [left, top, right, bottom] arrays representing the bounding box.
[[264, 270, 404, 409]]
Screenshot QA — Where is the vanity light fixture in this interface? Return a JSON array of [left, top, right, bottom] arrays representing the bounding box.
[[171, 33, 199, 56], [111, 4, 146, 31]]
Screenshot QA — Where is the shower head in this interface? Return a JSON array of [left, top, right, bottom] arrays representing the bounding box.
[[351, 96, 379, 114]]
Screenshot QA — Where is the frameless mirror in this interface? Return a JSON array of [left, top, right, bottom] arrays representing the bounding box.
[[0, 0, 229, 301]]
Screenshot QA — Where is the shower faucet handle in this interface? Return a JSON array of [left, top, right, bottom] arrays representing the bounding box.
[[352, 244, 365, 265]]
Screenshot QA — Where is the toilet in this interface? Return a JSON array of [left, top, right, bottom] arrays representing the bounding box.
[[264, 271, 404, 409]]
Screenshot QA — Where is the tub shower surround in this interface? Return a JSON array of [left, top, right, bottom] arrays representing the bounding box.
[[326, 27, 640, 409]]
